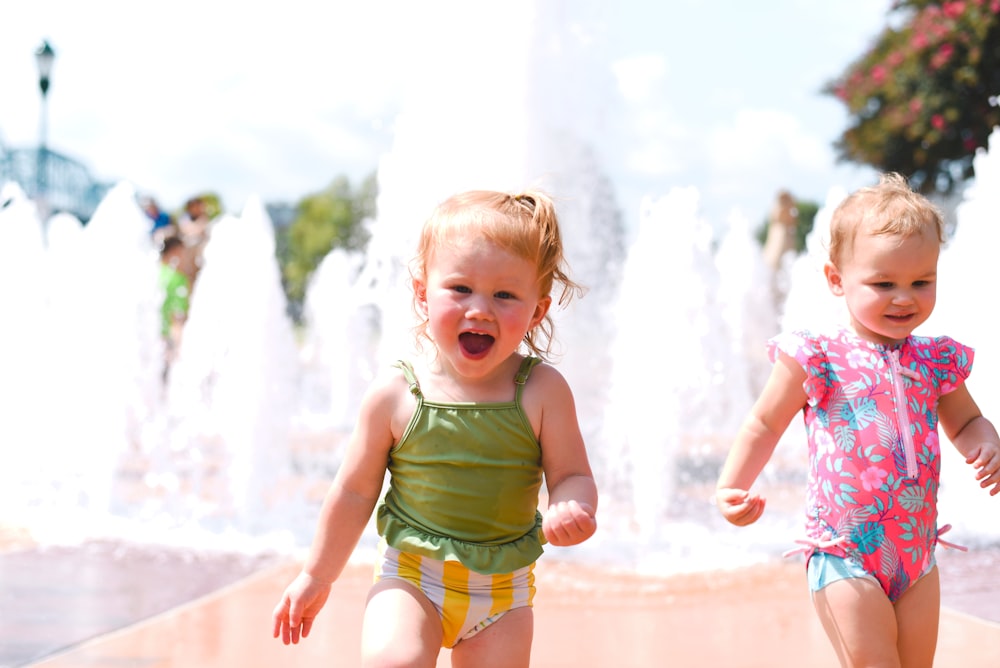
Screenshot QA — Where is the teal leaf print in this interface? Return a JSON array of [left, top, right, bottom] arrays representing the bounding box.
[[845, 379, 865, 394], [872, 495, 886, 513], [840, 483, 859, 494], [841, 397, 880, 430], [850, 522, 885, 555], [898, 485, 927, 513], [839, 490, 857, 506], [833, 424, 856, 452], [899, 517, 916, 542], [836, 506, 873, 537]]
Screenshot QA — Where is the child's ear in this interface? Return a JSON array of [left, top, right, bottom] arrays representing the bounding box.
[[530, 296, 552, 329], [413, 278, 428, 314], [824, 262, 845, 296]]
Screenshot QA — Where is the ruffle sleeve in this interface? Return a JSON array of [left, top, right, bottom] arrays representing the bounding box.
[[927, 335, 974, 395], [767, 330, 830, 407]]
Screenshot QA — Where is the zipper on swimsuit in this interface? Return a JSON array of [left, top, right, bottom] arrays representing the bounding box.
[[887, 348, 919, 479]]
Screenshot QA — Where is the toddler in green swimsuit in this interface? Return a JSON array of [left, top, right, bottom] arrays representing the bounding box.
[[272, 189, 599, 666]]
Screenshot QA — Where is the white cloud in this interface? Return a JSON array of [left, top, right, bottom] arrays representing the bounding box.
[[612, 55, 667, 103], [708, 108, 831, 175]]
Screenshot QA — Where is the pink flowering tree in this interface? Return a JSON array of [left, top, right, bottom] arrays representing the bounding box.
[[826, 0, 1000, 193]]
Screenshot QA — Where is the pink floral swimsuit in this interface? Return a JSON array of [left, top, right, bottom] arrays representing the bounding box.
[[771, 327, 972, 602]]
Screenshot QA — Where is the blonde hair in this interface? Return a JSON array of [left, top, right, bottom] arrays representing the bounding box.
[[410, 189, 583, 359], [828, 172, 945, 265]]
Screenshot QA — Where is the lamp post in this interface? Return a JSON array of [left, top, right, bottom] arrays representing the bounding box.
[[35, 39, 55, 202]]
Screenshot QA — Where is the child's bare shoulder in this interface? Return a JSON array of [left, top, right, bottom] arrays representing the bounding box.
[[361, 364, 416, 417], [351, 364, 418, 444], [523, 359, 573, 401]]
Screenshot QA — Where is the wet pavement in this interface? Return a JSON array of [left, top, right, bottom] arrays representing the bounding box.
[[0, 540, 996, 668], [0, 541, 282, 668], [938, 546, 1000, 624]]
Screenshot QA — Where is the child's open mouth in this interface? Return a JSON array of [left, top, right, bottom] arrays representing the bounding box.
[[459, 332, 495, 357]]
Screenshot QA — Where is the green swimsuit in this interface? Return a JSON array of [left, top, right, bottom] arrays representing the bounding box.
[[376, 356, 545, 575]]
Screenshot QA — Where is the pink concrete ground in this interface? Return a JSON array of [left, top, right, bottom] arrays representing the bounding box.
[[17, 553, 1000, 668]]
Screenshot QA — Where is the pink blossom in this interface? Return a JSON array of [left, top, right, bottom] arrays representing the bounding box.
[[814, 430, 836, 457], [925, 430, 941, 456], [846, 348, 873, 369], [871, 65, 887, 85], [931, 43, 955, 69], [932, 114, 946, 130], [861, 466, 889, 492], [943, 0, 966, 17]]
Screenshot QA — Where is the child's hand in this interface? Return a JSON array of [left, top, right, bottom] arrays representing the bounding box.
[[543, 499, 597, 546], [271, 571, 333, 645], [716, 488, 766, 526], [965, 442, 1000, 496]]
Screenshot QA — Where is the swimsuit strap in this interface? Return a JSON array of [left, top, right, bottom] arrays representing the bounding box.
[[514, 356, 542, 404], [395, 356, 540, 402], [394, 360, 422, 398]]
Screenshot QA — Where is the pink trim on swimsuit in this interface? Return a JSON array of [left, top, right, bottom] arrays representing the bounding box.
[[770, 327, 973, 601]]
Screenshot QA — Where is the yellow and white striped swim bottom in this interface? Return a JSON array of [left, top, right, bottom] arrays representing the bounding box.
[[374, 539, 536, 648]]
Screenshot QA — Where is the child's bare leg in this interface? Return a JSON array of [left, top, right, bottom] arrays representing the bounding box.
[[894, 566, 939, 668], [361, 579, 442, 668], [451, 606, 533, 668], [812, 577, 901, 667]]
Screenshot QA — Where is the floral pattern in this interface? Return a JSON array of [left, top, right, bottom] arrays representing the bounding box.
[[771, 327, 972, 601]]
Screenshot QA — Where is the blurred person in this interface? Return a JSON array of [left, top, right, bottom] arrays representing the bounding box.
[[762, 189, 799, 271], [762, 189, 800, 308], [140, 195, 176, 245], [159, 235, 190, 376], [175, 195, 213, 285]]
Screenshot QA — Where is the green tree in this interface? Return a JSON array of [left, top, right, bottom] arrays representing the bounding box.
[[280, 173, 376, 319], [826, 0, 1000, 193]]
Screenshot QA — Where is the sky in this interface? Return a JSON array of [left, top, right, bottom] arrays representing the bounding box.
[[3, 0, 892, 232]]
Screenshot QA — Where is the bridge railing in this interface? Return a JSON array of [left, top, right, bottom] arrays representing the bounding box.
[[0, 144, 112, 223]]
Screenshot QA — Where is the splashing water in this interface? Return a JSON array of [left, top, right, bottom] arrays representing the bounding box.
[[3, 6, 998, 571]]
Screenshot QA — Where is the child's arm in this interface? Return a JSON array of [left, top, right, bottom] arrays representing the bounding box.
[[271, 370, 404, 644], [528, 364, 598, 547], [716, 352, 807, 526], [938, 385, 1000, 495]]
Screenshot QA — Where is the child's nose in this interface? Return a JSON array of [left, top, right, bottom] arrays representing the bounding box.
[[465, 294, 494, 319]]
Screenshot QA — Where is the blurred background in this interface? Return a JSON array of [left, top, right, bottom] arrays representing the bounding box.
[[2, 0, 998, 590]]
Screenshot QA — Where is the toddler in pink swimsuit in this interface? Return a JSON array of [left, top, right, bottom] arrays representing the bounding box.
[[716, 173, 1000, 667], [771, 327, 970, 602]]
